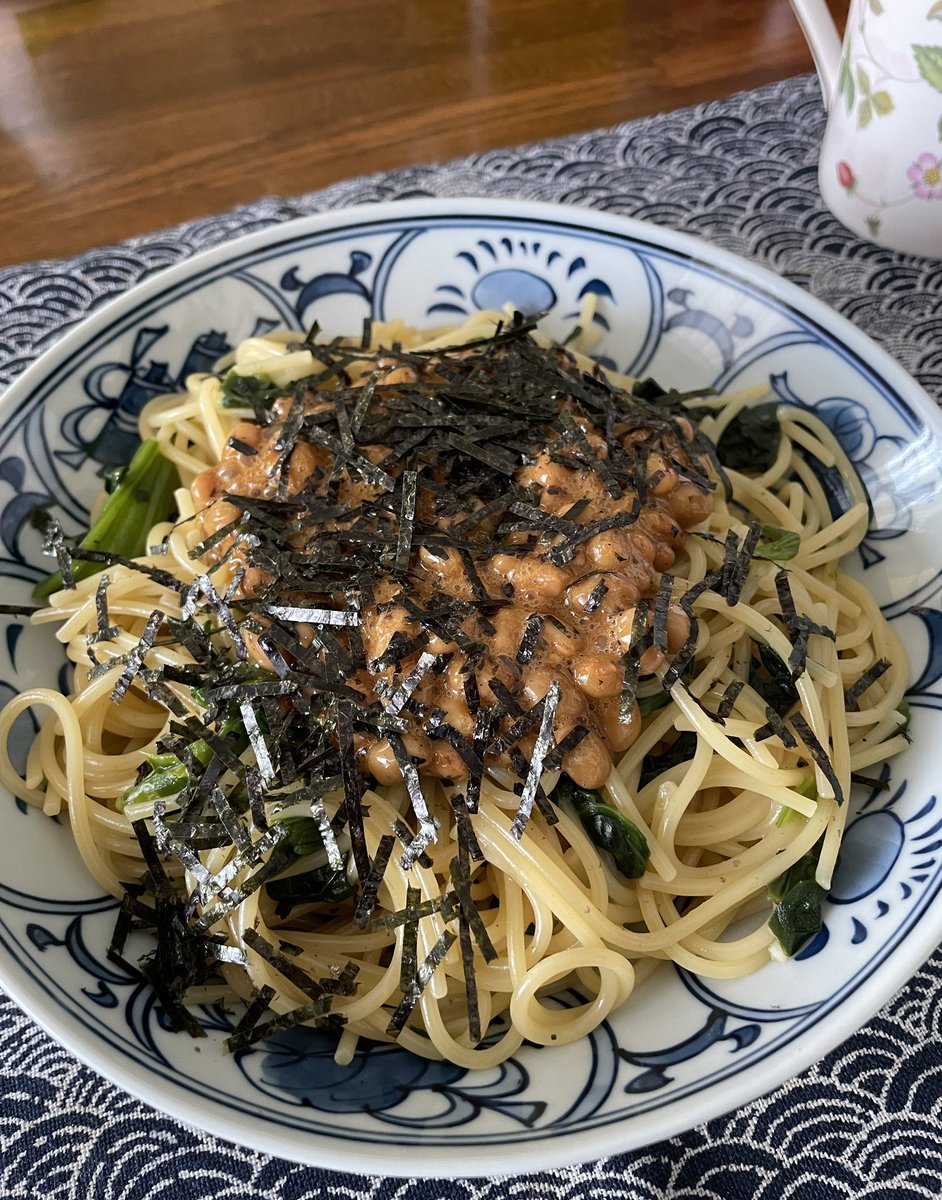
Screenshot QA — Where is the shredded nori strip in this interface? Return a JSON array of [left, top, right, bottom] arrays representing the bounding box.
[[239, 701, 275, 785], [386, 929, 458, 1036], [231, 984, 276, 1040], [790, 712, 845, 806], [449, 853, 497, 963], [844, 658, 891, 709], [227, 435, 258, 457], [243, 927, 328, 1000], [398, 884, 422, 997], [395, 469, 418, 575], [42, 516, 76, 591], [511, 680, 560, 839], [338, 704, 370, 883], [542, 723, 588, 771], [391, 818, 433, 869], [353, 834, 396, 928], [516, 613, 544, 665], [653, 573, 674, 653], [458, 915, 481, 1043], [584, 576, 609, 614], [716, 678, 746, 720], [374, 891, 460, 930], [264, 605, 360, 626], [451, 786, 484, 863], [225, 995, 341, 1052], [91, 574, 120, 643], [387, 733, 438, 867], [754, 704, 798, 747], [110, 609, 162, 703], [384, 650, 437, 717], [620, 597, 652, 720]]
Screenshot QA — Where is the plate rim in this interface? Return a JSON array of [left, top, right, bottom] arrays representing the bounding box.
[[1, 195, 940, 1178]]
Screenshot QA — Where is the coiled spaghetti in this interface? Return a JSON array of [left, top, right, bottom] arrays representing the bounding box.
[[0, 312, 909, 1066]]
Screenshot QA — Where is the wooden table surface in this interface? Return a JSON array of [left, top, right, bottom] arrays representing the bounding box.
[[0, 0, 846, 268]]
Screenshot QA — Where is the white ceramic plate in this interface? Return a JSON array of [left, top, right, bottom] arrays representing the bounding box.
[[1, 199, 940, 1178]]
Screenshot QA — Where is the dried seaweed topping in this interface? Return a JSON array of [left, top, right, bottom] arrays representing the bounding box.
[[243, 927, 331, 1001], [449, 853, 497, 963], [511, 680, 561, 839], [458, 916, 482, 1044], [386, 929, 458, 1037], [715, 678, 746, 721], [754, 705, 798, 748], [653, 572, 674, 653], [352, 834, 396, 928], [398, 884, 422, 998], [844, 658, 891, 710], [583, 576, 609, 614], [790, 712, 845, 806], [773, 569, 835, 677], [87, 321, 762, 1050]]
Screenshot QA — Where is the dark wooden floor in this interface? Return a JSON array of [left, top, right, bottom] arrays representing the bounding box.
[[0, 0, 847, 266]]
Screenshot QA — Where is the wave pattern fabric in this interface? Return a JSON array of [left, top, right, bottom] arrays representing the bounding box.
[[1, 73, 941, 1199]]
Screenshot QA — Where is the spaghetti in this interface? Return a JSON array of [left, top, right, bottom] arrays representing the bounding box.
[[0, 311, 909, 1067]]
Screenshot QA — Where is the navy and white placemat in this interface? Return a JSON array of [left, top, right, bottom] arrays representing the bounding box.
[[2, 74, 941, 1199]]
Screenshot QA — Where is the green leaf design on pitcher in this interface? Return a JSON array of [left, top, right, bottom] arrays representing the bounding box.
[[914, 44, 942, 92], [872, 91, 894, 115], [839, 46, 855, 113]]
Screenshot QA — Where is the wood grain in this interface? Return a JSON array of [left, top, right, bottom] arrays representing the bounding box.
[[0, 0, 847, 266]]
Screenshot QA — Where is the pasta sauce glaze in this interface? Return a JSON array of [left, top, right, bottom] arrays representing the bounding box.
[[191, 352, 714, 791]]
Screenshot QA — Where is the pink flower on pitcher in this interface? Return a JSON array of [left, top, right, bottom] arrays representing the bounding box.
[[906, 154, 942, 200], [836, 161, 856, 192]]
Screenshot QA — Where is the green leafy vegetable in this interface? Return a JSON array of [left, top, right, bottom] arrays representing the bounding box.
[[631, 378, 715, 407], [753, 525, 800, 561], [265, 865, 353, 908], [33, 439, 179, 600], [637, 687, 672, 717], [767, 835, 826, 956], [638, 730, 697, 790], [896, 700, 911, 741], [220, 369, 283, 409], [266, 817, 354, 910], [716, 402, 782, 472], [557, 778, 649, 879], [118, 756, 190, 811], [775, 777, 817, 826]]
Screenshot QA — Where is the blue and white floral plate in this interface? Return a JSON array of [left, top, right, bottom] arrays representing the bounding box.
[[1, 198, 941, 1178]]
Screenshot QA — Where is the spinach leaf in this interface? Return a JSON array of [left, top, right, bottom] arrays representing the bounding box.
[[717, 402, 782, 471], [266, 817, 354, 912], [220, 369, 283, 410], [754, 525, 800, 561], [557, 778, 649, 879], [265, 864, 353, 910], [630, 378, 715, 408], [638, 730, 697, 790], [767, 835, 826, 956]]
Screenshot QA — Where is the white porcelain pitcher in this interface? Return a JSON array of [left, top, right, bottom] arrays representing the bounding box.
[[790, 0, 942, 258]]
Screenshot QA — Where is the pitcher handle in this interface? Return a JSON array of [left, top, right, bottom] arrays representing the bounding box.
[[789, 0, 843, 107]]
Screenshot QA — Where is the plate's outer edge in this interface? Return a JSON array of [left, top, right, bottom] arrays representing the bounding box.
[[1, 196, 941, 1177]]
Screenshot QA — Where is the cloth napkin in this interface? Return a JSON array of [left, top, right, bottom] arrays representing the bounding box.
[[2, 74, 941, 1200]]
